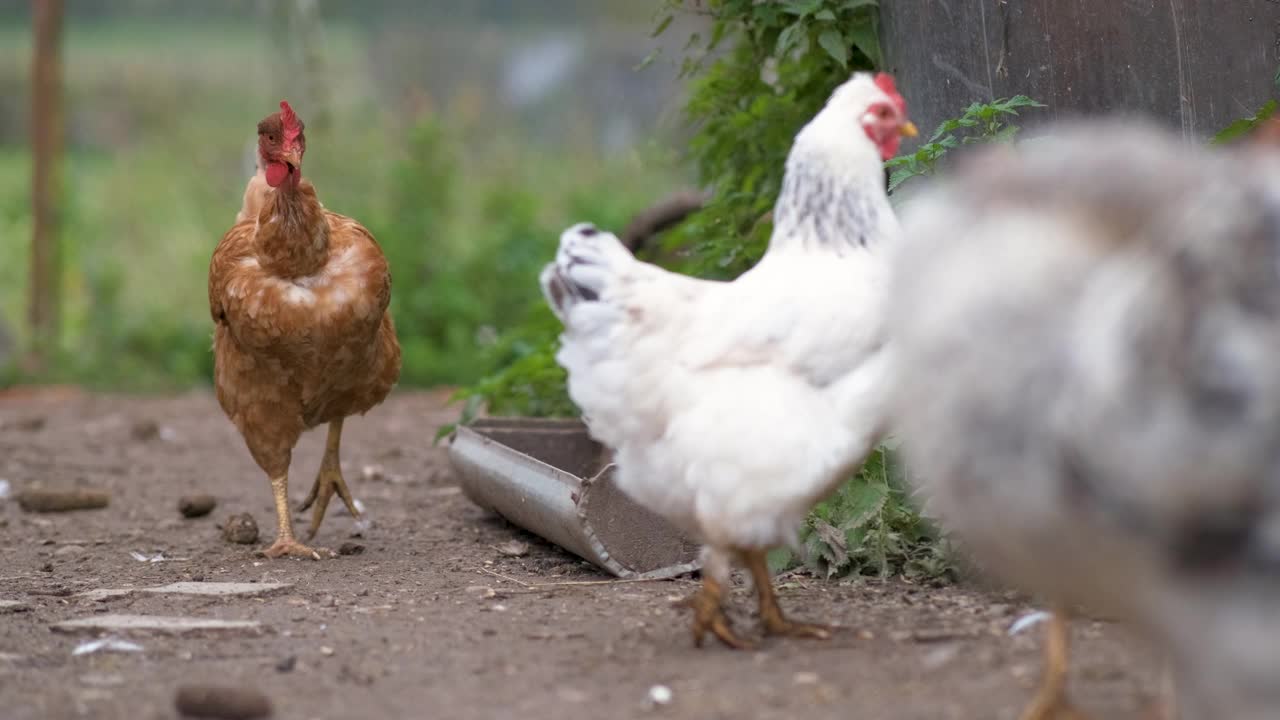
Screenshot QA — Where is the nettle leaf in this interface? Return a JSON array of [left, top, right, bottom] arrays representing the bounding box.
[[888, 95, 1044, 194], [837, 477, 890, 532], [841, 0, 880, 9], [808, 518, 850, 577], [815, 9, 837, 21], [633, 48, 660, 72], [817, 29, 849, 68], [990, 124, 1021, 143], [1211, 99, 1278, 145], [846, 20, 881, 67], [782, 0, 823, 17], [768, 546, 797, 573], [651, 13, 674, 38], [994, 95, 1046, 113], [776, 21, 806, 59]]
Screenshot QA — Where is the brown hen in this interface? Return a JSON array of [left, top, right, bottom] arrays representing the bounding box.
[[209, 101, 401, 559]]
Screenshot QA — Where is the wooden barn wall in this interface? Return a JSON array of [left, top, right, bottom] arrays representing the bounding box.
[[880, 0, 1280, 142]]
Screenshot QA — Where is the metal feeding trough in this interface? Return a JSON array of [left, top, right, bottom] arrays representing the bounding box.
[[448, 418, 701, 579]]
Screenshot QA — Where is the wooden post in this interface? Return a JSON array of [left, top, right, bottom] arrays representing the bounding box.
[[28, 0, 64, 371]]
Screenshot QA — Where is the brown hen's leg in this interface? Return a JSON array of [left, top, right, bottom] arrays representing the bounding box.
[[297, 418, 361, 540], [260, 474, 334, 560], [742, 550, 832, 639], [681, 576, 753, 650], [1019, 609, 1089, 720]]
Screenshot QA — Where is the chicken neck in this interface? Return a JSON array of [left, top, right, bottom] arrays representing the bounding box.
[[255, 179, 331, 278], [766, 134, 895, 256]]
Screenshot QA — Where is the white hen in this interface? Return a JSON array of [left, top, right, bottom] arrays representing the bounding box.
[[541, 72, 917, 648]]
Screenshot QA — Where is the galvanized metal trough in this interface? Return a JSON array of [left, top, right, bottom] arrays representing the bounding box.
[[448, 418, 701, 579]]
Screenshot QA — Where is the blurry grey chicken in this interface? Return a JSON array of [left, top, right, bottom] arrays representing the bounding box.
[[888, 122, 1280, 720]]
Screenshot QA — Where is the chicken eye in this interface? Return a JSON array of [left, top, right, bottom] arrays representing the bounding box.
[[878, 107, 892, 119]]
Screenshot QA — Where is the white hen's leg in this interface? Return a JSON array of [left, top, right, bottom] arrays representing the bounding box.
[[741, 549, 832, 639], [680, 546, 752, 650]]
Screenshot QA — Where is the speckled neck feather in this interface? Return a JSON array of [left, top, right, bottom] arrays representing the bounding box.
[[255, 180, 330, 278], [770, 148, 889, 255]]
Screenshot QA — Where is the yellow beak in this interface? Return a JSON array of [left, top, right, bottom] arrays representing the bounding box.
[[900, 121, 919, 138]]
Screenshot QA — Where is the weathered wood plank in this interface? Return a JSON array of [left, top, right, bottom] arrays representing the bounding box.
[[881, 0, 1280, 140]]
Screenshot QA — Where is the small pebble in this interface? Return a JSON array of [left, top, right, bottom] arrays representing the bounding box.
[[275, 656, 296, 673], [174, 684, 272, 719], [17, 488, 110, 513], [337, 542, 364, 556], [793, 671, 820, 685], [178, 495, 217, 519], [320, 646, 334, 656], [221, 513, 259, 545], [54, 544, 85, 557]]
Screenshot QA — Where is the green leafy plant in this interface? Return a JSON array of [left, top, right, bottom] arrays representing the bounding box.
[[885, 95, 1045, 192], [770, 446, 955, 580]]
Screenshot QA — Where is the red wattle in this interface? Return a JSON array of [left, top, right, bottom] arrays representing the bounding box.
[[265, 162, 289, 188], [879, 136, 902, 161]]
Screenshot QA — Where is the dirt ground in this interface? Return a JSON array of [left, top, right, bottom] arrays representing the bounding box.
[[0, 389, 1162, 720]]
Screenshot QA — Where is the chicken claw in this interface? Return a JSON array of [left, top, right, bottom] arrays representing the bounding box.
[[741, 550, 833, 640], [259, 474, 336, 560], [679, 577, 754, 650], [258, 538, 335, 560], [297, 419, 362, 540]]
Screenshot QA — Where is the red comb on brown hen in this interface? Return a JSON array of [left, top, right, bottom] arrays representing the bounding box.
[[279, 100, 303, 151]]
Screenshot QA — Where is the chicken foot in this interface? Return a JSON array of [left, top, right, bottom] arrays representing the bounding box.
[[742, 550, 833, 639], [680, 576, 753, 650], [297, 418, 362, 540], [1019, 608, 1090, 720], [260, 474, 335, 560]]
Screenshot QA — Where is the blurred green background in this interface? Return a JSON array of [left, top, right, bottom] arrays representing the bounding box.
[[0, 0, 696, 390]]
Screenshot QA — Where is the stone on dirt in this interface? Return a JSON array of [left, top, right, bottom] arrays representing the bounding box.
[[221, 513, 259, 544], [175, 684, 273, 719], [143, 581, 291, 597], [50, 614, 262, 636], [178, 494, 218, 518], [17, 488, 110, 513]]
